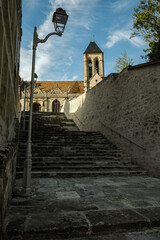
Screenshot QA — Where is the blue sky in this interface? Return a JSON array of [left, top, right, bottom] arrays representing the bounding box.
[[20, 0, 147, 82]]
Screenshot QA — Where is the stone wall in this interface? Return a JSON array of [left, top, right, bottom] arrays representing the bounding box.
[[0, 0, 22, 145], [0, 0, 22, 236], [63, 61, 160, 177], [0, 143, 17, 237]]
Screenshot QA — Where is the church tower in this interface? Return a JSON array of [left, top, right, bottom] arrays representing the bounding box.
[[83, 41, 104, 91]]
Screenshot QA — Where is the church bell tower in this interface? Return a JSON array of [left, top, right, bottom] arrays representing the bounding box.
[[83, 41, 104, 91]]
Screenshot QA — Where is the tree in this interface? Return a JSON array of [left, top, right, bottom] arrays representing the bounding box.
[[114, 51, 134, 73], [142, 40, 160, 61], [132, 0, 160, 61]]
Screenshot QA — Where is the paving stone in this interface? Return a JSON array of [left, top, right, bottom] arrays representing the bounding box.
[[5, 230, 160, 240], [135, 207, 160, 225], [5, 215, 26, 233], [6, 212, 89, 238], [56, 191, 81, 200], [86, 209, 149, 233], [128, 229, 160, 240], [5, 233, 130, 240], [63, 233, 131, 240], [4, 176, 160, 239], [75, 184, 93, 189], [126, 200, 153, 208]]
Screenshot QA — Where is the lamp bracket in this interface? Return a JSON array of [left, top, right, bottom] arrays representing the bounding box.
[[37, 32, 62, 44]]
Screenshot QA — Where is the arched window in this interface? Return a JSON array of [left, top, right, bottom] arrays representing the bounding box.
[[52, 99, 60, 113], [33, 103, 41, 112], [95, 59, 99, 74], [88, 59, 92, 79]]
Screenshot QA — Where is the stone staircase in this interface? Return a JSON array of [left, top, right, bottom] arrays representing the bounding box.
[[16, 112, 146, 178], [6, 112, 159, 240]]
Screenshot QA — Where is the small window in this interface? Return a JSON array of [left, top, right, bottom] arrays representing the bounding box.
[[88, 59, 92, 79], [33, 103, 41, 112], [95, 59, 99, 74], [52, 99, 60, 113]]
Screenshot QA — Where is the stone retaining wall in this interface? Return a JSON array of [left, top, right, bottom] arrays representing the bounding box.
[[0, 143, 17, 236], [63, 61, 160, 177]]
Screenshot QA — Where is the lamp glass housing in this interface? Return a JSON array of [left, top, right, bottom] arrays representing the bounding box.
[[52, 8, 68, 33]]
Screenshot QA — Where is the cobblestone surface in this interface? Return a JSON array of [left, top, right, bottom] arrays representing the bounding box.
[[4, 176, 160, 239]]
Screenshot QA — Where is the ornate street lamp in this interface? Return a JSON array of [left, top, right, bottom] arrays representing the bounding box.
[[52, 8, 68, 33], [22, 8, 68, 196]]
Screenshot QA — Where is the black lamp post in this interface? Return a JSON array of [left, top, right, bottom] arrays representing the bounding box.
[[22, 8, 68, 196]]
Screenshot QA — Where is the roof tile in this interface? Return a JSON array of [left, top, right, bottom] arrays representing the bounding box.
[[33, 81, 84, 94]]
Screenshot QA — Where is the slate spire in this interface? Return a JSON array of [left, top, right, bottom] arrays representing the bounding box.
[[84, 41, 102, 54]]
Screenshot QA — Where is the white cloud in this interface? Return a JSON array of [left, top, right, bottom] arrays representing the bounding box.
[[23, 0, 39, 10], [20, 48, 32, 81], [105, 30, 145, 48], [110, 0, 136, 12], [20, 0, 100, 81], [50, 0, 99, 12], [59, 73, 79, 81], [66, 56, 73, 66], [72, 75, 79, 80], [49, 0, 100, 30]]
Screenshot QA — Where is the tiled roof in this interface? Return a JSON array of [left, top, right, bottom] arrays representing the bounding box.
[[84, 41, 103, 54], [33, 81, 84, 94]]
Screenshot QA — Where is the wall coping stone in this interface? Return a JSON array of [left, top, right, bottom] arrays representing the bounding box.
[[128, 60, 160, 70]]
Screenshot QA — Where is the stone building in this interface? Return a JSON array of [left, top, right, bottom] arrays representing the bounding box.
[[83, 41, 104, 91], [20, 80, 84, 113], [20, 41, 104, 112], [0, 0, 22, 235]]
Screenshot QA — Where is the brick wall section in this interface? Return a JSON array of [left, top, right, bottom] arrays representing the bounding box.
[[63, 61, 160, 177]]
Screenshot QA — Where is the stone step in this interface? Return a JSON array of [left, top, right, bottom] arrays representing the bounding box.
[[18, 143, 121, 149], [17, 149, 127, 155], [16, 158, 136, 165], [17, 156, 133, 162], [18, 141, 116, 145], [18, 142, 115, 148], [5, 205, 160, 240], [19, 131, 105, 135], [20, 129, 102, 134], [19, 137, 110, 143], [16, 170, 147, 178], [18, 145, 118, 151], [17, 146, 125, 152], [17, 154, 132, 159], [16, 112, 146, 178], [19, 132, 107, 136], [20, 134, 107, 137], [17, 164, 142, 171], [17, 164, 139, 171], [5, 229, 160, 240], [19, 134, 107, 138]]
